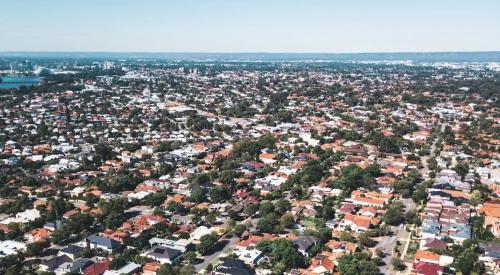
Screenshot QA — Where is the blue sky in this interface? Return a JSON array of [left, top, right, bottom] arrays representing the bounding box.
[[1, 0, 499, 52]]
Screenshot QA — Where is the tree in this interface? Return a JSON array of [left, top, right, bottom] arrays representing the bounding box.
[[209, 185, 231, 203], [37, 122, 49, 137], [469, 190, 484, 207], [105, 211, 125, 229], [284, 159, 327, 189], [256, 239, 305, 273], [156, 264, 175, 275], [145, 192, 168, 207], [377, 136, 401, 154], [392, 257, 406, 271], [110, 257, 126, 270], [190, 173, 210, 186], [179, 231, 189, 240], [232, 224, 247, 237], [259, 201, 275, 216], [412, 184, 428, 204], [94, 143, 114, 161], [384, 203, 405, 225], [405, 209, 421, 225], [179, 265, 196, 275], [205, 212, 218, 225], [358, 233, 375, 247], [471, 215, 494, 241], [332, 164, 373, 194], [258, 213, 280, 233], [275, 199, 292, 215], [393, 178, 413, 198], [206, 263, 214, 273], [219, 170, 238, 185], [280, 213, 295, 229], [454, 162, 469, 181], [26, 240, 48, 256], [454, 250, 484, 275], [190, 183, 206, 203], [196, 234, 217, 255], [337, 252, 380, 275], [183, 251, 197, 263], [244, 203, 259, 217], [339, 231, 352, 242]]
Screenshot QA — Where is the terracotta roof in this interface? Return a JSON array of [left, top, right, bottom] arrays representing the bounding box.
[[412, 261, 443, 275], [237, 233, 278, 247], [350, 196, 385, 206], [259, 153, 276, 159], [29, 228, 52, 239], [143, 262, 161, 272], [415, 250, 440, 262], [83, 259, 110, 275], [479, 201, 500, 218]]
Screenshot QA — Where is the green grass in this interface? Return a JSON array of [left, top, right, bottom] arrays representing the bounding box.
[[301, 218, 317, 229], [406, 241, 419, 255]]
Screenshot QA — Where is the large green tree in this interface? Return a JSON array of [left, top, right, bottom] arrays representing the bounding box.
[[196, 234, 217, 255], [337, 252, 380, 275], [257, 239, 305, 273]]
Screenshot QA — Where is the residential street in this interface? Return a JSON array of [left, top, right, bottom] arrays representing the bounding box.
[[195, 235, 239, 273], [375, 225, 404, 275]]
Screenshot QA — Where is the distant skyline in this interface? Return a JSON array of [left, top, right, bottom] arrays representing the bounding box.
[[2, 0, 500, 53]]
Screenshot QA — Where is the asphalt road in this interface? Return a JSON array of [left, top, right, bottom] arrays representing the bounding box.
[[420, 123, 444, 180], [375, 225, 404, 275], [194, 235, 239, 273]]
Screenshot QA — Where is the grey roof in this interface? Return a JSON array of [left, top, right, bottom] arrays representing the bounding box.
[[60, 244, 85, 255], [146, 245, 182, 260], [42, 255, 72, 271], [294, 235, 318, 251], [216, 258, 253, 275], [69, 257, 94, 272], [484, 242, 500, 259], [114, 262, 142, 274], [87, 234, 121, 250]]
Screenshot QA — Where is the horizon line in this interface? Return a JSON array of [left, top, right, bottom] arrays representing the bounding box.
[[1, 50, 500, 54]]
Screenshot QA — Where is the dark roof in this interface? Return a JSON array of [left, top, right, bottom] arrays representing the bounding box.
[[70, 258, 94, 273], [216, 258, 253, 275], [60, 244, 85, 255], [294, 235, 319, 251], [42, 255, 72, 271], [147, 245, 182, 260], [87, 235, 121, 250], [429, 190, 452, 198], [432, 183, 457, 190], [484, 242, 500, 259]]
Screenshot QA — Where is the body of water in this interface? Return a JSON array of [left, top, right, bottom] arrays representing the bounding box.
[[0, 76, 41, 89]]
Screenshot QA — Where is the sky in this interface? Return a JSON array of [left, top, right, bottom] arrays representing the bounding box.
[[1, 0, 499, 53]]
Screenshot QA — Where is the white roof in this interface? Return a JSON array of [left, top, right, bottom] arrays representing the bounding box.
[[190, 226, 214, 240]]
